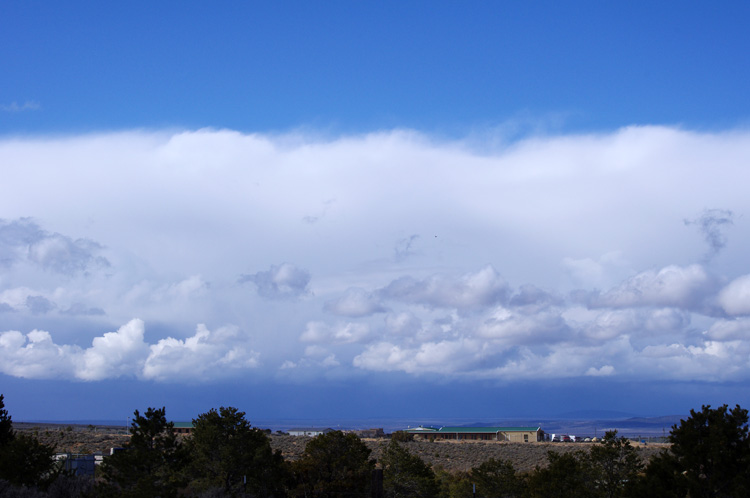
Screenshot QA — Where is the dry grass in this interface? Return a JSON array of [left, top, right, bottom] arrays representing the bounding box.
[[17, 426, 130, 454], [270, 436, 667, 474]]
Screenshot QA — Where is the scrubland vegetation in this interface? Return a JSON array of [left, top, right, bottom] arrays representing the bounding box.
[[270, 435, 664, 474], [1, 394, 749, 497]]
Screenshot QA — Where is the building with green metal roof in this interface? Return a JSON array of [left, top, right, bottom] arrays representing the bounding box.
[[404, 426, 542, 442], [172, 422, 194, 435]]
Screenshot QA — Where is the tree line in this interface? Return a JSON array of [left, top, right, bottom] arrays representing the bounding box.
[[1, 394, 749, 497]]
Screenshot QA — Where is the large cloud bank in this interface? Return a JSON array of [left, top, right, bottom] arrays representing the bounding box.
[[1, 126, 749, 383]]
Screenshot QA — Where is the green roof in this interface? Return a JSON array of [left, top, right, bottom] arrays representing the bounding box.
[[172, 422, 194, 429], [439, 427, 539, 433], [406, 426, 539, 433]]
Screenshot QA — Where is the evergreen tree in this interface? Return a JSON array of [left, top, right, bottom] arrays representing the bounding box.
[[380, 439, 439, 498], [187, 406, 288, 497], [291, 430, 374, 498], [667, 404, 749, 498], [588, 430, 643, 498], [525, 450, 597, 498], [99, 407, 188, 497], [0, 394, 14, 446], [434, 468, 473, 498], [390, 431, 414, 443], [470, 458, 525, 498], [623, 449, 685, 498], [0, 394, 57, 490]]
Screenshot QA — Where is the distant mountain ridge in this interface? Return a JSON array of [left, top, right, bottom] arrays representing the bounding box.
[[556, 409, 638, 419]]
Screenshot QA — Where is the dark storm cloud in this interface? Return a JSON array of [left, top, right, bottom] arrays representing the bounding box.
[[394, 234, 419, 262], [684, 209, 734, 261]]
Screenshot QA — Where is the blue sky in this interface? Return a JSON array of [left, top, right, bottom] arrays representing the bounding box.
[[4, 1, 749, 134], [2, 1, 750, 424]]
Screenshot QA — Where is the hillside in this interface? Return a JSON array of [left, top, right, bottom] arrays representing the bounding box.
[[270, 435, 665, 474], [15, 425, 666, 475]]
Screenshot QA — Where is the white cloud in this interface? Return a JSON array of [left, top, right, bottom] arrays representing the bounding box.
[[143, 323, 260, 382], [324, 287, 386, 317], [277, 345, 341, 371], [378, 266, 509, 312], [705, 318, 750, 341], [562, 252, 629, 289], [718, 274, 750, 315], [300, 321, 372, 344], [352, 339, 482, 375], [384, 312, 423, 336], [581, 309, 643, 341], [123, 276, 208, 306], [580, 308, 690, 342], [166, 275, 209, 299], [0, 218, 108, 275], [508, 284, 563, 312], [1, 101, 40, 112], [320, 354, 340, 367], [79, 319, 149, 381], [1, 127, 750, 385], [303, 345, 341, 367], [477, 308, 570, 345], [590, 265, 712, 310], [586, 365, 615, 376], [0, 319, 260, 382], [0, 329, 78, 379], [0, 287, 38, 310]]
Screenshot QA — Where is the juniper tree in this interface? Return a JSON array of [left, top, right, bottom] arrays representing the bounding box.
[[470, 458, 525, 498], [187, 406, 288, 497], [667, 404, 750, 498], [380, 439, 439, 498], [99, 407, 188, 498], [291, 430, 375, 498], [589, 430, 643, 498], [0, 394, 56, 489]]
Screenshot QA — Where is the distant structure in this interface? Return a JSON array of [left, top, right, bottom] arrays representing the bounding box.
[[404, 426, 542, 443], [288, 427, 334, 437], [55, 453, 100, 476], [353, 428, 385, 438], [172, 422, 194, 435]]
